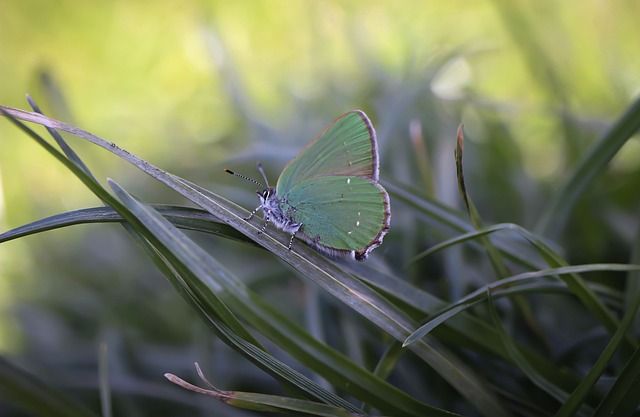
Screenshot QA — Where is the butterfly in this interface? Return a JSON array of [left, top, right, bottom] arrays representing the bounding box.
[[226, 110, 390, 261]]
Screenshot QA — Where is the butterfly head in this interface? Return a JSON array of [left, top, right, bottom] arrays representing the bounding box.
[[225, 164, 280, 212], [258, 187, 278, 206]]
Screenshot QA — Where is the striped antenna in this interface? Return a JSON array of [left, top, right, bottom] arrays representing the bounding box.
[[224, 167, 266, 188]]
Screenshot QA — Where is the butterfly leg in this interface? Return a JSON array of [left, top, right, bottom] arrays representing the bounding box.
[[258, 210, 270, 235], [287, 223, 302, 250], [245, 204, 263, 221]]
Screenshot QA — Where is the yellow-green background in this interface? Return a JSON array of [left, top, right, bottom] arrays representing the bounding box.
[[1, 1, 639, 414]]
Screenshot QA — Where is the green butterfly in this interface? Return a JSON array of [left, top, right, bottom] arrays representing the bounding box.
[[227, 110, 390, 261]]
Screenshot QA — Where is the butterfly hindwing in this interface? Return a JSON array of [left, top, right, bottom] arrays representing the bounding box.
[[276, 110, 378, 196], [282, 175, 390, 257]]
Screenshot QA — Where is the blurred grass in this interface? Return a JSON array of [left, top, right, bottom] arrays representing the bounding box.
[[1, 0, 640, 416]]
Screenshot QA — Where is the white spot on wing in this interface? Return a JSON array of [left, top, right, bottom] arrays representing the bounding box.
[[347, 178, 351, 184], [356, 221, 360, 226]]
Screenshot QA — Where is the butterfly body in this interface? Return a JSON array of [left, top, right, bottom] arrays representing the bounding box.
[[229, 110, 390, 261], [256, 187, 302, 237]]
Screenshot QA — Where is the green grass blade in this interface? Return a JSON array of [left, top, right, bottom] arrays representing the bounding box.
[[593, 346, 640, 417], [1, 108, 260, 346], [486, 291, 592, 414], [1, 105, 512, 417], [166, 363, 450, 417], [25, 95, 97, 182], [98, 344, 111, 417], [165, 364, 403, 417], [106, 180, 457, 416], [408, 220, 633, 347], [409, 223, 540, 264], [405, 263, 640, 347], [455, 126, 545, 344], [592, 213, 640, 416], [0, 197, 458, 413], [454, 126, 509, 277], [385, 179, 546, 272], [555, 291, 640, 416], [108, 182, 463, 416], [0, 110, 478, 416], [625, 209, 640, 340], [0, 112, 337, 408], [107, 179, 366, 412], [169, 179, 509, 417], [536, 96, 640, 237], [0, 205, 250, 245]]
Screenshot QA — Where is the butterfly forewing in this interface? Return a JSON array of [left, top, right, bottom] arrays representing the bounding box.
[[276, 111, 378, 196], [283, 176, 390, 254]]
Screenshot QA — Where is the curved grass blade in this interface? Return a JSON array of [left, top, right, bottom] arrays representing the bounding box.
[[108, 180, 365, 413], [0, 203, 446, 416], [384, 178, 546, 272], [1, 107, 511, 417], [409, 223, 541, 264], [536, 96, 640, 237], [0, 197, 575, 404], [176, 178, 511, 416], [26, 94, 96, 181], [555, 291, 640, 416], [0, 110, 307, 403], [109, 180, 468, 416], [455, 125, 545, 344], [593, 345, 640, 417], [405, 220, 635, 348], [0, 182, 582, 412], [625, 209, 640, 342], [2, 107, 461, 416], [404, 264, 640, 347], [129, 227, 361, 410], [0, 109, 259, 348], [0, 205, 249, 245], [341, 247, 579, 391], [166, 363, 385, 417], [592, 217, 640, 416], [486, 291, 594, 416]]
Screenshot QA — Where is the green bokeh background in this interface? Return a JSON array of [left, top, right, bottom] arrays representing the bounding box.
[[1, 1, 640, 415]]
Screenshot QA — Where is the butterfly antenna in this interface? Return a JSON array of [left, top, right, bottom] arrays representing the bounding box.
[[224, 168, 265, 188], [256, 162, 271, 188]]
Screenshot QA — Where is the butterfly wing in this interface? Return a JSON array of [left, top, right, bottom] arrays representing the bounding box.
[[283, 175, 390, 260], [276, 110, 379, 196]]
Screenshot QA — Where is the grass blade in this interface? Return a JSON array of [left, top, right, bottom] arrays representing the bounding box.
[[536, 96, 640, 237], [555, 291, 640, 416], [0, 205, 249, 245], [1, 105, 512, 417]]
